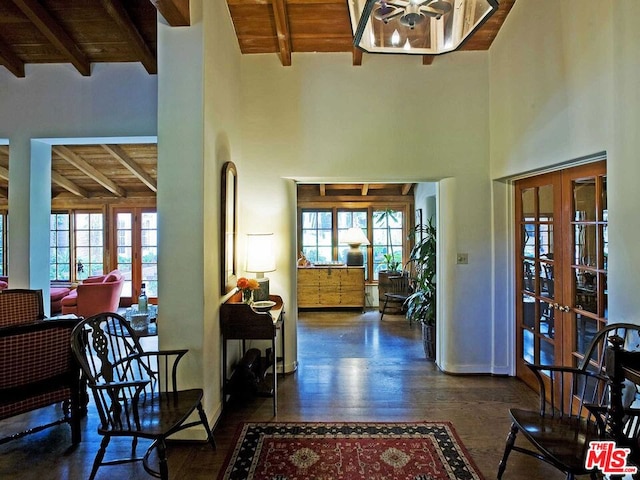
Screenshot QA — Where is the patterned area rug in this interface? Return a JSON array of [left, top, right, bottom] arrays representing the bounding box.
[[218, 422, 484, 480]]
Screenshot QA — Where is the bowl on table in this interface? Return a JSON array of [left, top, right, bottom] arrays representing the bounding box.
[[252, 300, 276, 312]]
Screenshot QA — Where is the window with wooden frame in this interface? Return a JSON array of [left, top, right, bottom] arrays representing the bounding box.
[[50, 210, 105, 283], [297, 183, 414, 283]]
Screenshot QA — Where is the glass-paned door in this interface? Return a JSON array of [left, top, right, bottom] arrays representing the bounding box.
[[515, 161, 607, 391], [113, 208, 157, 305]]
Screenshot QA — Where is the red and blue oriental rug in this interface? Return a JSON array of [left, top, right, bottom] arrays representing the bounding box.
[[218, 422, 484, 480]]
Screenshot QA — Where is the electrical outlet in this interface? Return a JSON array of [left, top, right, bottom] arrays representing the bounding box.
[[457, 253, 468, 264]]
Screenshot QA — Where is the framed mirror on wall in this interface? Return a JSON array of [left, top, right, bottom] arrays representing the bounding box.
[[221, 161, 237, 294]]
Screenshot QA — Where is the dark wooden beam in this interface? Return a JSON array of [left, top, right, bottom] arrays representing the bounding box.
[[0, 37, 25, 77], [352, 47, 362, 66], [422, 55, 435, 65], [99, 0, 157, 74], [10, 0, 91, 76], [272, 0, 292, 66], [401, 183, 412, 195], [149, 0, 190, 26]]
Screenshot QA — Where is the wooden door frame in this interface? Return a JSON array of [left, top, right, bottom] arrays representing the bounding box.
[[512, 158, 607, 389]]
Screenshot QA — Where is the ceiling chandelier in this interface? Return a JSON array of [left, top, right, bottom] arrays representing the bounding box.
[[347, 0, 499, 55]]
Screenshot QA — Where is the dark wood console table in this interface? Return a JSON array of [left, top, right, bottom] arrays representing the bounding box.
[[220, 294, 284, 416]]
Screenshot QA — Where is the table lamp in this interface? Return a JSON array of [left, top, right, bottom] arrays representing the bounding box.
[[343, 227, 370, 266], [245, 233, 276, 301]]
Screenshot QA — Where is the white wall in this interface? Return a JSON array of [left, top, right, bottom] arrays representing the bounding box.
[[240, 52, 494, 372], [489, 0, 640, 355], [157, 0, 244, 429]]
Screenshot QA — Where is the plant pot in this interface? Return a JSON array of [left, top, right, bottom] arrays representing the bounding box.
[[422, 323, 436, 360], [378, 270, 402, 313]]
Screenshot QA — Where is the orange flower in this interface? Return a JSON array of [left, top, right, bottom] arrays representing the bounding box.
[[237, 277, 260, 291]]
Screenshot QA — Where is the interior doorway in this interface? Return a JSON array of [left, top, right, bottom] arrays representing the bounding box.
[[514, 160, 607, 390]]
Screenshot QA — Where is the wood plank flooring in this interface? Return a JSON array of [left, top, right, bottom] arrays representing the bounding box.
[[0, 310, 567, 479]]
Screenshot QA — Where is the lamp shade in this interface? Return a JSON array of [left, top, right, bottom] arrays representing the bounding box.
[[245, 233, 276, 273], [348, 0, 498, 56], [342, 227, 370, 247]]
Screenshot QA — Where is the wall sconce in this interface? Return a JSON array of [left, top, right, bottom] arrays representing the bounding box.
[[347, 0, 499, 56], [245, 233, 276, 301], [342, 227, 370, 266]]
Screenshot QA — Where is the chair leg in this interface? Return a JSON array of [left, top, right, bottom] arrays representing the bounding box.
[[497, 423, 519, 479], [156, 438, 169, 480], [197, 402, 217, 449], [89, 436, 111, 480], [380, 297, 390, 320]]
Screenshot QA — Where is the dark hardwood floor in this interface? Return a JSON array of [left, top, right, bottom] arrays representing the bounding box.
[[0, 309, 567, 479]]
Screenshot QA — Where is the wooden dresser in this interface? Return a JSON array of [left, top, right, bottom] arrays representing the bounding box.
[[297, 266, 365, 308]]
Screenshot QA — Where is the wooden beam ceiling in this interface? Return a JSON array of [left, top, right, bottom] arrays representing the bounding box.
[[99, 0, 157, 74], [101, 144, 157, 193], [226, 0, 516, 67], [11, 0, 92, 76], [0, 0, 158, 77]]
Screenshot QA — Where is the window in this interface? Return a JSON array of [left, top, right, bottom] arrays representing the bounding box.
[[298, 206, 409, 282], [75, 212, 104, 280], [337, 210, 368, 275], [50, 211, 105, 282], [301, 210, 332, 264], [373, 209, 404, 278], [50, 213, 71, 281]]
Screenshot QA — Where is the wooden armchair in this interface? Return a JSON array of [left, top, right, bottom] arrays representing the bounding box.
[[380, 271, 412, 321], [498, 323, 640, 480], [71, 312, 216, 480]]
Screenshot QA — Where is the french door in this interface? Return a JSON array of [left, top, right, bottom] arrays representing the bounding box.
[[515, 161, 607, 389], [111, 208, 158, 306]]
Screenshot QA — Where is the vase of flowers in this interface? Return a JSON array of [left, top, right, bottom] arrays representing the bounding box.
[[237, 277, 260, 304]]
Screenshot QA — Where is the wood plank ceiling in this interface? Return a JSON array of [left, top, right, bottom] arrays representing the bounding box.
[[226, 0, 516, 66]]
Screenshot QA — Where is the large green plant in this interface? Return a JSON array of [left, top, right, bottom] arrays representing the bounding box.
[[405, 218, 436, 326], [374, 208, 401, 272]]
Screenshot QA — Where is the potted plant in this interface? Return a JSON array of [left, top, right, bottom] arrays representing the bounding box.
[[405, 218, 436, 359], [375, 209, 402, 312]]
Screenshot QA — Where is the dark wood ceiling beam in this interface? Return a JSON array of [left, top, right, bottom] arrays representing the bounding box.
[[352, 47, 362, 66], [319, 184, 326, 196], [53, 146, 126, 197], [272, 0, 292, 66], [10, 0, 91, 76], [149, 0, 190, 26], [401, 183, 412, 195], [0, 38, 25, 77], [99, 0, 157, 74], [361, 184, 369, 196], [51, 171, 88, 198], [0, 187, 8, 199], [0, 166, 9, 181], [423, 55, 435, 65], [0, 146, 9, 156], [101, 144, 157, 193]]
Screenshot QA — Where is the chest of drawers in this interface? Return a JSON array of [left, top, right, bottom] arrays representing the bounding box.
[[297, 266, 364, 308]]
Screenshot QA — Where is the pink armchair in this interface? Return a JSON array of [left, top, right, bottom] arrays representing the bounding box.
[[61, 270, 124, 318]]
